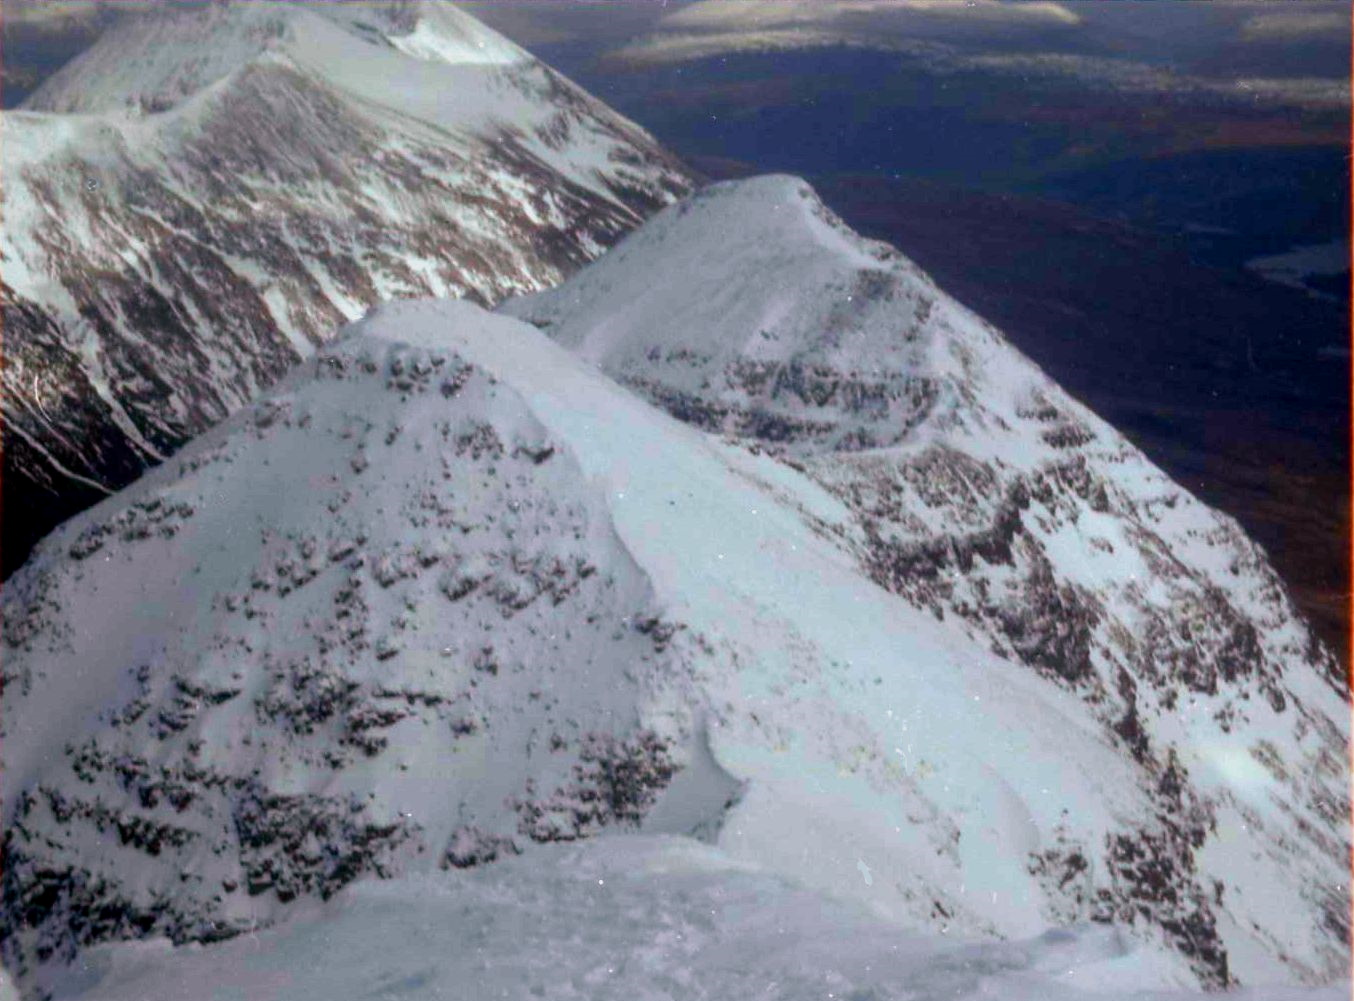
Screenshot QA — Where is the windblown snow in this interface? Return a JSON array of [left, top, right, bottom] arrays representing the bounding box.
[[3, 177, 1348, 996], [34, 838, 1353, 1001], [1, 0, 691, 571]]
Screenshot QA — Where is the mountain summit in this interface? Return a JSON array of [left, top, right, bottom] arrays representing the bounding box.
[[3, 180, 1346, 995], [22, 2, 532, 115], [2, 0, 690, 575]]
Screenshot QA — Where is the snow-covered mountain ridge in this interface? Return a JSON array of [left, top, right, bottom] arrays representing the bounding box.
[[2, 195, 1346, 994], [503, 175, 1350, 985], [2, 0, 691, 574]]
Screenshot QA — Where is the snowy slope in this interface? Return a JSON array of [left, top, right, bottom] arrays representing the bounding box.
[[36, 837, 1353, 1001], [20, 2, 530, 115], [502, 176, 1351, 988], [1, 292, 1345, 995], [1, 0, 691, 572]]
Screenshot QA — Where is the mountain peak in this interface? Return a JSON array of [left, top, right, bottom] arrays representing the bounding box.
[[598, 172, 898, 272], [503, 174, 964, 451], [3, 0, 691, 577], [22, 0, 526, 115]]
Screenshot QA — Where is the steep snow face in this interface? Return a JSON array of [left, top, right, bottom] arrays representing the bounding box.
[[2, 0, 691, 573], [1, 299, 1345, 995], [503, 176, 1351, 988], [36, 837, 1354, 1001]]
